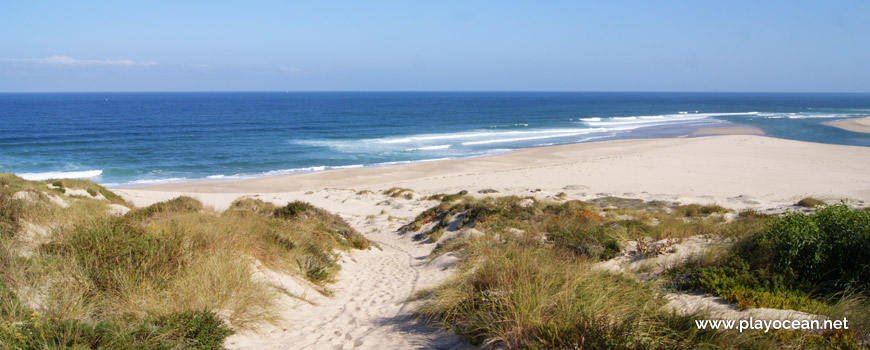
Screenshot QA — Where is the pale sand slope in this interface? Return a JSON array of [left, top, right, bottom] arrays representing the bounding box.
[[825, 117, 870, 134], [219, 190, 474, 350]]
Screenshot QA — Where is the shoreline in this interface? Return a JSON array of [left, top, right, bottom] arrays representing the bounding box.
[[112, 124, 761, 190], [94, 123, 763, 189], [117, 134, 870, 211]]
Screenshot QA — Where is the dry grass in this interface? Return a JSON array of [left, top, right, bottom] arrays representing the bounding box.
[[0, 173, 369, 348], [383, 187, 415, 199], [411, 195, 864, 348]]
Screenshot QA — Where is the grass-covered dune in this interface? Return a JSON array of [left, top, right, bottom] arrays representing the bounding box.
[[410, 195, 869, 349], [0, 173, 369, 349]]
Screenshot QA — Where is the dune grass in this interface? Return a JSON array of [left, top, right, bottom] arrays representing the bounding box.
[[669, 203, 870, 313], [412, 196, 867, 349], [402, 196, 745, 260], [0, 173, 369, 349], [383, 187, 415, 200], [48, 178, 129, 205], [796, 197, 825, 208]]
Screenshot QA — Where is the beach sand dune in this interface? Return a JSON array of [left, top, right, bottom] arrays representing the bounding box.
[[115, 135, 870, 349]]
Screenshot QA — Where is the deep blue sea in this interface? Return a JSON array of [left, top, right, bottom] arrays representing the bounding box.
[[1, 92, 869, 187]]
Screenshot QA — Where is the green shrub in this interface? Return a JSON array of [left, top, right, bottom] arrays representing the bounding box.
[[156, 309, 233, 349], [675, 204, 729, 217], [670, 203, 870, 312], [796, 197, 825, 208], [546, 218, 621, 260], [273, 201, 369, 250], [0, 309, 232, 350], [762, 203, 870, 293], [227, 197, 277, 216], [128, 196, 203, 220], [273, 201, 315, 219]]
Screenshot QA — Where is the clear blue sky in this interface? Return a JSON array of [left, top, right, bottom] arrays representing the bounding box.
[[2, 1, 868, 92]]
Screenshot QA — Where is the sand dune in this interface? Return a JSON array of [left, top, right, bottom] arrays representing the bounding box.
[[115, 135, 870, 349]]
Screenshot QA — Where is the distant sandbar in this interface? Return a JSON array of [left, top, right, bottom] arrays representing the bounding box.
[[691, 126, 764, 136], [824, 117, 870, 134]]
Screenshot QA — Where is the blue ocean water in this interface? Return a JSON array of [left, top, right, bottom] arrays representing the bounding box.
[[1, 92, 869, 187]]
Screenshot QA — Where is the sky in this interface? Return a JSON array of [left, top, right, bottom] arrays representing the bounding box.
[[1, 1, 868, 92]]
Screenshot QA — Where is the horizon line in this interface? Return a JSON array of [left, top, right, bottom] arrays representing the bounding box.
[[2, 90, 870, 94]]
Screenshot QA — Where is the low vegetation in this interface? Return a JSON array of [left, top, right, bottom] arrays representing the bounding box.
[[669, 203, 870, 312], [0, 173, 369, 349], [49, 178, 128, 205], [796, 197, 825, 208], [411, 195, 868, 349], [383, 187, 415, 200]]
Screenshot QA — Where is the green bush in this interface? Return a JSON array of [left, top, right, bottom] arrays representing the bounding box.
[[1, 310, 232, 350], [670, 203, 870, 312], [546, 220, 621, 260], [675, 204, 729, 217], [273, 201, 370, 250], [273, 201, 316, 219], [796, 197, 825, 208], [762, 203, 870, 293], [128, 196, 203, 220], [155, 309, 234, 349]]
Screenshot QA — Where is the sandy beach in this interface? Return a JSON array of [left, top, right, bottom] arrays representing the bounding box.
[[825, 117, 870, 134], [118, 135, 870, 210]]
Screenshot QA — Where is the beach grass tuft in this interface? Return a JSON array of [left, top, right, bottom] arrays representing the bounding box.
[[0, 173, 370, 348], [383, 187, 415, 199], [796, 197, 825, 208]]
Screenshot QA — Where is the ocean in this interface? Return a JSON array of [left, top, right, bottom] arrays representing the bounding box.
[[1, 92, 869, 187]]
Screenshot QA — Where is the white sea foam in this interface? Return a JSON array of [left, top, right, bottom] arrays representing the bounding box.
[[17, 169, 103, 181], [373, 158, 452, 166], [106, 177, 190, 187], [461, 129, 603, 145], [579, 117, 601, 122], [408, 144, 451, 151], [332, 164, 365, 169], [261, 166, 327, 176], [581, 112, 757, 128], [751, 112, 869, 120]]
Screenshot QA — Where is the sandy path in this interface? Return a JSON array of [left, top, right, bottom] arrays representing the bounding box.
[[224, 191, 475, 350]]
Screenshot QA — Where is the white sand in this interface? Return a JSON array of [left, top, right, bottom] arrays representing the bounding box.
[[222, 190, 474, 350], [825, 117, 870, 134], [118, 135, 870, 210], [691, 126, 764, 135], [113, 135, 870, 349]]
